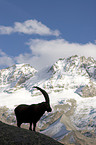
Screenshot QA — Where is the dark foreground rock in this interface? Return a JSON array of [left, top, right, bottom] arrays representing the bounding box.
[[0, 121, 63, 145]]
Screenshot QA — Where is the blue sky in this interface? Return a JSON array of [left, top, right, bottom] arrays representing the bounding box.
[[0, 0, 96, 70]]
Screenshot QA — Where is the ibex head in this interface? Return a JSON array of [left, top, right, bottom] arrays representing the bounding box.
[[33, 86, 52, 112]]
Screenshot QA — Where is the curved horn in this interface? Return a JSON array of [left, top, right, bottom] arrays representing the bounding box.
[[33, 86, 50, 103]]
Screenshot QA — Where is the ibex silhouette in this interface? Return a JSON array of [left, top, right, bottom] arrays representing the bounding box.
[[14, 86, 52, 131]]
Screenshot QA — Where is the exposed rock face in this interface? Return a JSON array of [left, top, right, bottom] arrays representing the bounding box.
[[82, 84, 96, 97]]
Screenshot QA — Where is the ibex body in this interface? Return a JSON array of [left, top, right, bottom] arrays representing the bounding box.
[[14, 86, 52, 131]]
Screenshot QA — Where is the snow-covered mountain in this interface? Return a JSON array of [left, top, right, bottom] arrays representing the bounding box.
[[25, 55, 96, 97], [0, 55, 96, 145], [0, 63, 37, 93]]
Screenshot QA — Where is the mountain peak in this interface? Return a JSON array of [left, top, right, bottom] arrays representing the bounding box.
[[0, 63, 37, 92], [49, 56, 96, 77]]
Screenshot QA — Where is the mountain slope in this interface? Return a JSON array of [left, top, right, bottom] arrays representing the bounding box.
[[25, 55, 96, 97], [0, 63, 37, 93], [0, 121, 63, 145]]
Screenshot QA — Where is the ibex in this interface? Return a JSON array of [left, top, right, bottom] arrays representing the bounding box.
[[14, 86, 52, 131]]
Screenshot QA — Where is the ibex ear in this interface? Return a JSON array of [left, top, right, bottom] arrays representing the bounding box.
[[33, 86, 50, 104]]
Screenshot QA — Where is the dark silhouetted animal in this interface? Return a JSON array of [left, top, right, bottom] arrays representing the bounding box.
[[14, 86, 52, 131]]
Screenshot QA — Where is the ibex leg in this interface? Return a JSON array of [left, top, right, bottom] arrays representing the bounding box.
[[29, 122, 32, 131], [17, 121, 21, 128], [33, 123, 36, 131]]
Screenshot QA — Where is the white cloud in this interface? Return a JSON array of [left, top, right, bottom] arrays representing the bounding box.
[[15, 39, 96, 70], [0, 49, 14, 67], [0, 39, 96, 70], [0, 26, 13, 34], [0, 20, 95, 70], [0, 20, 60, 36]]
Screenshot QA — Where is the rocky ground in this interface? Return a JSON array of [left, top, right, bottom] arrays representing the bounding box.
[[0, 121, 63, 145]]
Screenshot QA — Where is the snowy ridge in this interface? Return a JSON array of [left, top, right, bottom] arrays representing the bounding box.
[[0, 63, 37, 93], [25, 55, 96, 97], [51, 55, 96, 76]]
